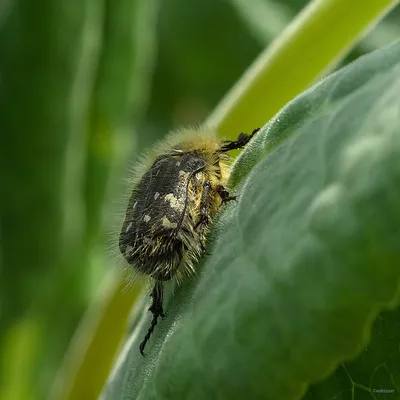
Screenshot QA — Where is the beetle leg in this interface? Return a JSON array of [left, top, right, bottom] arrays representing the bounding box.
[[139, 281, 164, 356], [218, 127, 260, 153], [216, 185, 237, 204], [193, 180, 213, 253], [194, 180, 211, 230], [175, 165, 205, 233]]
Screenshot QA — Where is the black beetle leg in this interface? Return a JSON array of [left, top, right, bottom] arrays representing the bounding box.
[[194, 180, 212, 255], [139, 281, 164, 356], [218, 127, 260, 153], [216, 185, 237, 205]]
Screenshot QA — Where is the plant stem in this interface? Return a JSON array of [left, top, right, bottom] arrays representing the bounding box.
[[207, 0, 399, 137]]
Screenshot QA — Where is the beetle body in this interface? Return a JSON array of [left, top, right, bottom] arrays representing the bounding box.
[[119, 133, 230, 282], [118, 127, 258, 355]]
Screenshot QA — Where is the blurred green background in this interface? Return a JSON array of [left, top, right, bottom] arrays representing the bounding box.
[[0, 0, 399, 399]]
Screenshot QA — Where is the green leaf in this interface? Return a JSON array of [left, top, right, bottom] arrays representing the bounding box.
[[102, 40, 400, 400]]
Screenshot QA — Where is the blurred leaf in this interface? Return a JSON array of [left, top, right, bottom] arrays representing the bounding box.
[[0, 318, 41, 400], [358, 12, 400, 53], [229, 0, 400, 55], [85, 0, 159, 246], [51, 0, 160, 398], [230, 0, 294, 43], [101, 39, 400, 400], [0, 0, 100, 328], [140, 0, 262, 148], [52, 271, 142, 400], [208, 0, 399, 139], [0, 0, 103, 396]]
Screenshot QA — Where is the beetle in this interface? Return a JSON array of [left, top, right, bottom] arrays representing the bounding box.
[[119, 127, 259, 355]]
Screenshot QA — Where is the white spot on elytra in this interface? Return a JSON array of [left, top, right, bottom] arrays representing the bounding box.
[[164, 193, 184, 212], [126, 222, 132, 232], [154, 192, 160, 200], [143, 237, 153, 245], [125, 245, 133, 255], [162, 216, 178, 229], [144, 215, 151, 222], [132, 201, 137, 210], [176, 161, 181, 166]]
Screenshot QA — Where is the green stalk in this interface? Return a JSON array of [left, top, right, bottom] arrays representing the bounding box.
[[207, 0, 399, 137], [51, 271, 142, 400]]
